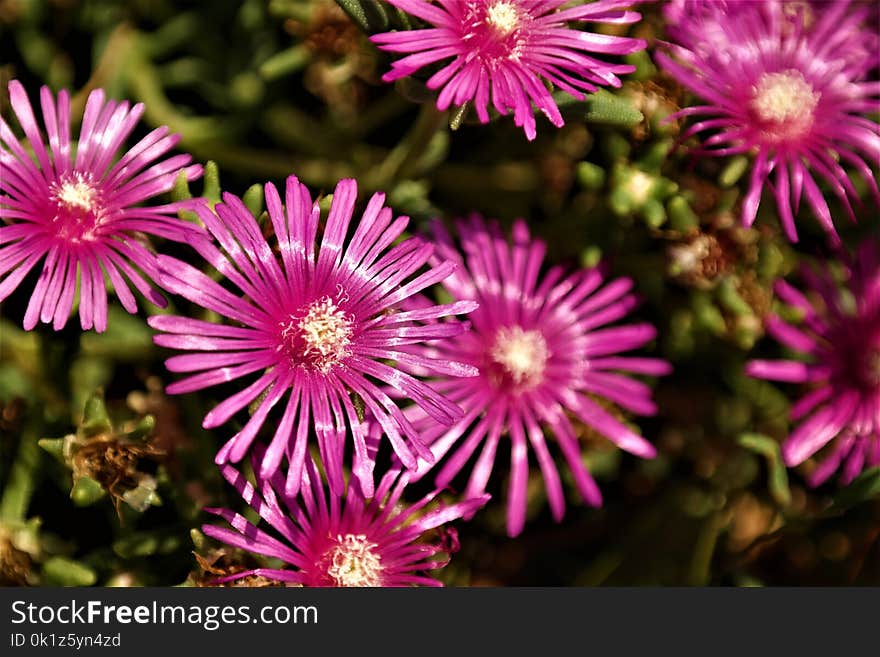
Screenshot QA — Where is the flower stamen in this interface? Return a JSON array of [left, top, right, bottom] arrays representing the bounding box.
[[48, 173, 104, 242], [486, 1, 521, 37], [490, 326, 549, 388], [281, 296, 354, 373], [54, 178, 98, 212], [325, 534, 382, 587], [750, 70, 819, 138]]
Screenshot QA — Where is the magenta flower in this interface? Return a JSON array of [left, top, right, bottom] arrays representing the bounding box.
[[746, 240, 880, 486], [148, 176, 477, 498], [0, 80, 203, 331], [371, 0, 647, 140], [401, 216, 671, 536], [203, 447, 488, 587], [658, 1, 880, 243], [663, 0, 778, 30], [665, 1, 879, 71]]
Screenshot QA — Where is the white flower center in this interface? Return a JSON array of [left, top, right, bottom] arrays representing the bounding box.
[[490, 326, 549, 387], [325, 534, 382, 588], [48, 172, 105, 242], [751, 70, 819, 130], [281, 296, 353, 373], [486, 1, 520, 36], [53, 176, 98, 212]]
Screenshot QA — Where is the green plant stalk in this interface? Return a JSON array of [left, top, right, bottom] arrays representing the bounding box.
[[370, 102, 447, 189], [0, 425, 42, 523]]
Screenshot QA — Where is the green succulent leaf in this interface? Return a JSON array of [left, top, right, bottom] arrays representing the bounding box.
[[71, 476, 107, 506], [42, 557, 97, 586], [336, 0, 389, 32], [583, 90, 644, 127], [80, 392, 111, 437]]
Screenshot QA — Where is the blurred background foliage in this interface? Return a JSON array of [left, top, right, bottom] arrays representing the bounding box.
[[1, 0, 878, 586]]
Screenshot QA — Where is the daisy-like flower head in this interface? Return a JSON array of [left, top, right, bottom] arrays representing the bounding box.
[[657, 0, 880, 244], [1, 80, 204, 332], [402, 216, 671, 536], [371, 0, 647, 140], [203, 445, 488, 587], [746, 239, 880, 486], [148, 176, 478, 498], [665, 1, 879, 73]]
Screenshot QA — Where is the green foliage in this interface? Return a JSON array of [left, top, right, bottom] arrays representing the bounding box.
[[582, 90, 645, 127], [833, 468, 880, 511], [737, 433, 791, 507]]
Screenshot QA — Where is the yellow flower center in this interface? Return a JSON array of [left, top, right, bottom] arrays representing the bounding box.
[[281, 296, 353, 373], [49, 173, 104, 242], [54, 178, 98, 212], [751, 70, 819, 137], [325, 534, 383, 587], [490, 326, 549, 388], [486, 1, 521, 36]]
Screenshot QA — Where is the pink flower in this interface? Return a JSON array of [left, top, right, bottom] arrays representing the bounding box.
[[746, 239, 880, 486], [658, 1, 880, 243], [664, 0, 777, 31], [0, 80, 203, 331], [148, 176, 477, 498], [372, 0, 647, 140], [402, 216, 671, 536], [203, 446, 488, 587]]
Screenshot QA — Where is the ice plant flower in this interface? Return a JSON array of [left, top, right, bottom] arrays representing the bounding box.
[[658, 0, 880, 243], [371, 0, 647, 140], [665, 1, 879, 70], [746, 240, 880, 486], [148, 176, 477, 497], [203, 448, 488, 587], [0, 80, 203, 331], [402, 216, 671, 536], [663, 0, 780, 31]]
